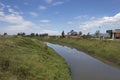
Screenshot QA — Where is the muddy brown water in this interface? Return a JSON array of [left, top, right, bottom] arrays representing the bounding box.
[[47, 43, 120, 80]]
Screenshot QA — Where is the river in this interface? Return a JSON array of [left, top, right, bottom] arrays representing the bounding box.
[[47, 43, 120, 80]]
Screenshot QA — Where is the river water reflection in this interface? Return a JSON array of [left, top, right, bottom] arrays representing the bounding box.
[[47, 43, 120, 80]]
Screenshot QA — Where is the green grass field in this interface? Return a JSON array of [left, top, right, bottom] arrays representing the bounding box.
[[0, 37, 71, 80], [42, 38, 120, 68]]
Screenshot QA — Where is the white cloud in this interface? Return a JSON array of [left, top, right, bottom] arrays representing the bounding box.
[[80, 13, 120, 30], [74, 16, 82, 19], [0, 4, 35, 33], [90, 16, 96, 20], [52, 2, 64, 6], [38, 24, 51, 27], [67, 21, 73, 25], [39, 6, 47, 10], [8, 8, 20, 15], [74, 15, 88, 19], [30, 12, 38, 17], [42, 29, 59, 35], [39, 20, 50, 23], [0, 11, 35, 32], [0, 2, 5, 11], [14, 5, 19, 9], [0, 14, 24, 24], [0, 11, 4, 16], [45, 0, 53, 4], [0, 3, 60, 35]]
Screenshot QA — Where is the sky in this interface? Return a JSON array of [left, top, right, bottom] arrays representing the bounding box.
[[0, 0, 120, 35]]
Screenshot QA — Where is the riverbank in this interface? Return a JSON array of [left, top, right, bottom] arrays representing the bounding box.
[[47, 42, 120, 80], [0, 37, 71, 80], [41, 38, 120, 68]]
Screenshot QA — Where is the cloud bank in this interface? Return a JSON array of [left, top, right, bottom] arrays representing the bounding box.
[[80, 13, 120, 30], [0, 3, 59, 35]]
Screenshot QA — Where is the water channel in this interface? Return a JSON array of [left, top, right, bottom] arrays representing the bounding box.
[[47, 43, 120, 80]]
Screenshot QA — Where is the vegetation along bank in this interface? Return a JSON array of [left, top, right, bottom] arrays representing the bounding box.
[[41, 38, 120, 68], [0, 37, 71, 80]]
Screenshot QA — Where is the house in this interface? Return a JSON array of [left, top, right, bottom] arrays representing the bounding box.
[[106, 29, 120, 39], [66, 30, 81, 38]]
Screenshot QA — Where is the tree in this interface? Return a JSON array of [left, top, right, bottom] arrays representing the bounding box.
[[87, 32, 90, 36], [95, 30, 100, 37], [17, 33, 21, 36], [79, 31, 82, 35], [22, 32, 25, 36], [61, 31, 65, 38], [4, 33, 7, 36], [36, 33, 39, 36], [68, 30, 77, 36], [31, 33, 35, 36], [17, 32, 25, 36]]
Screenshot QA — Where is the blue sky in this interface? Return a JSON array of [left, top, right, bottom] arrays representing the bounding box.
[[0, 0, 120, 35]]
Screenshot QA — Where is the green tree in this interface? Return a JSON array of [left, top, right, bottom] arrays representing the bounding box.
[[61, 31, 65, 38], [17, 33, 21, 36], [4, 33, 7, 36], [87, 32, 90, 36], [31, 33, 35, 36], [17, 32, 25, 36], [79, 31, 82, 35], [68, 30, 77, 36], [22, 32, 25, 36], [95, 30, 100, 37], [36, 33, 39, 36]]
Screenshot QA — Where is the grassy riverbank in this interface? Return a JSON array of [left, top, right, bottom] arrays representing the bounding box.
[[0, 37, 71, 80], [41, 38, 120, 68]]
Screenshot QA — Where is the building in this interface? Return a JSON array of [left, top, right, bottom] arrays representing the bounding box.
[[106, 29, 120, 39], [66, 30, 81, 38]]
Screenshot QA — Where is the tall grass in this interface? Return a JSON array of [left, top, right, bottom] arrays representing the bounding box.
[[0, 37, 71, 80]]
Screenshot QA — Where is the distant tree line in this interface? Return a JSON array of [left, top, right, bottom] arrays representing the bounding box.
[[0, 33, 8, 36], [61, 30, 101, 39], [0, 29, 104, 39], [17, 32, 25, 36], [17, 32, 48, 37], [61, 30, 82, 38]]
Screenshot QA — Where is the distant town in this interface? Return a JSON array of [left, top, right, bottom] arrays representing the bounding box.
[[0, 29, 120, 40]]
